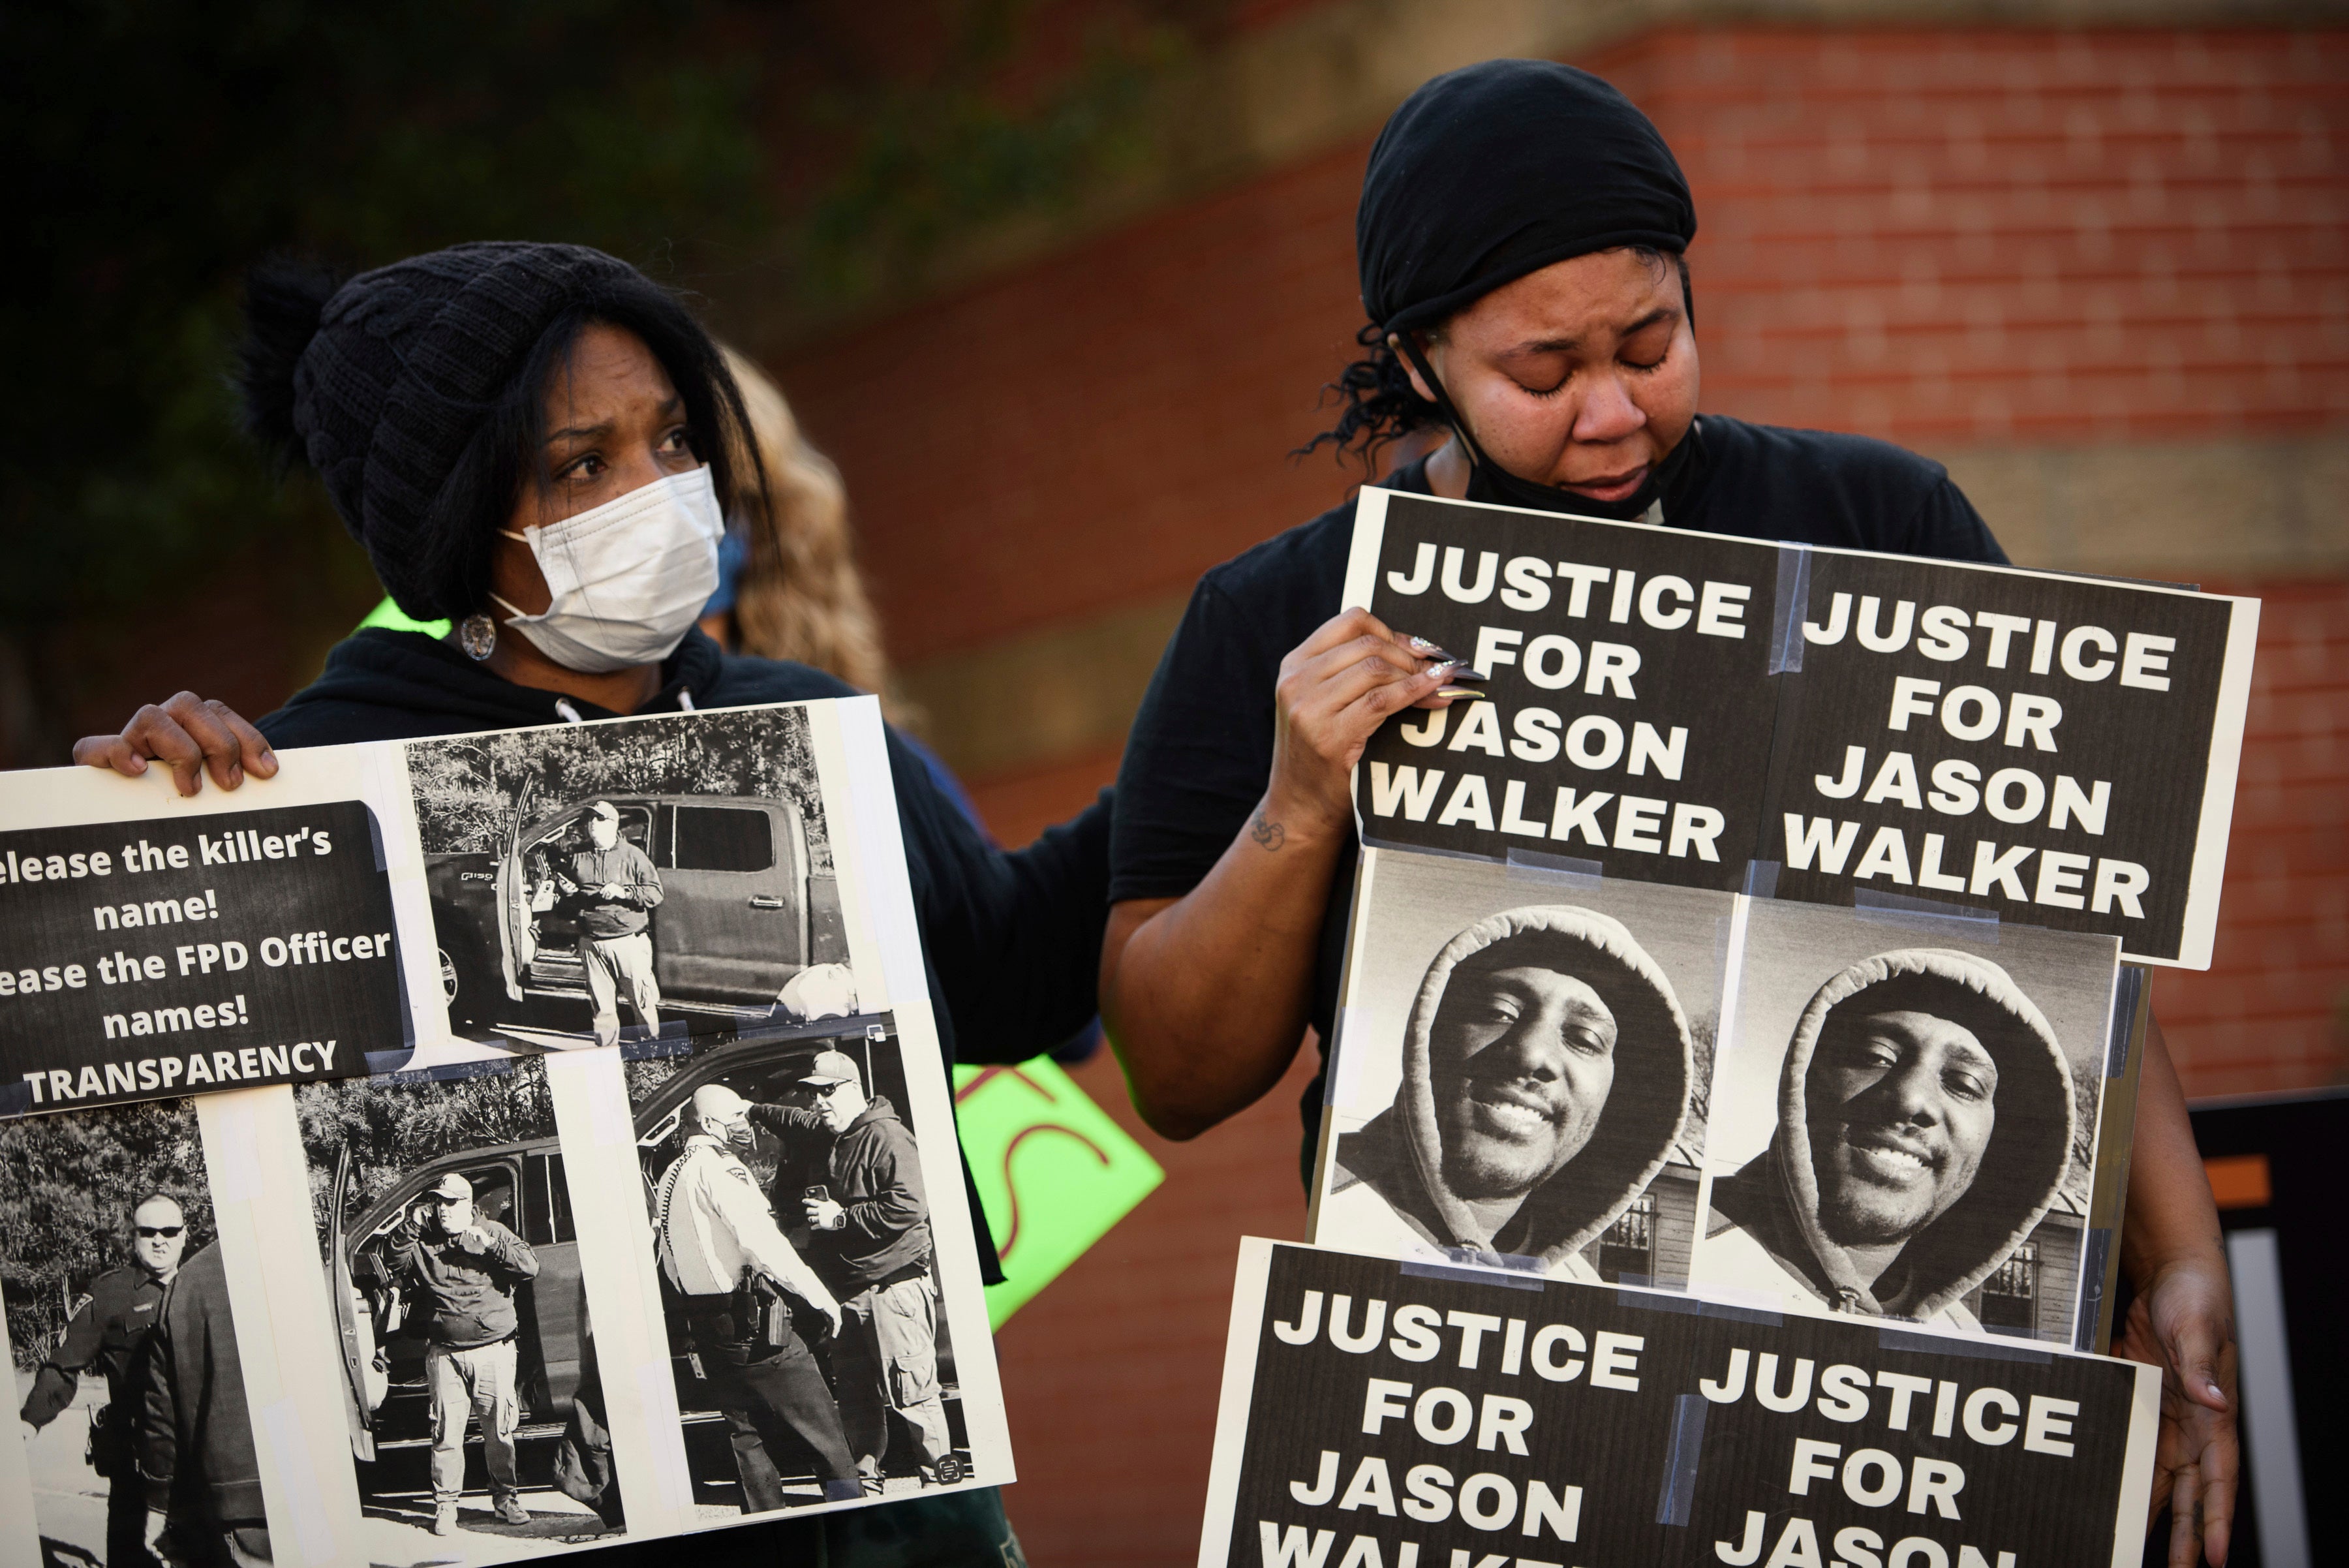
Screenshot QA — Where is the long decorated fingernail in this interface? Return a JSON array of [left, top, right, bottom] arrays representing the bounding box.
[[1406, 635, 1441, 653], [1435, 685, 1490, 700]]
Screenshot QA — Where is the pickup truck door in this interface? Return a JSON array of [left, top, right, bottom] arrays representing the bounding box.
[[518, 1147, 585, 1410], [328, 1143, 378, 1462], [495, 780, 538, 1000], [651, 801, 808, 1001]]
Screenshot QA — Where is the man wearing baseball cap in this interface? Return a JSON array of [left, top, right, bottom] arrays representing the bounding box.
[[561, 800, 664, 1049], [750, 1049, 957, 1493], [386, 1170, 541, 1534]]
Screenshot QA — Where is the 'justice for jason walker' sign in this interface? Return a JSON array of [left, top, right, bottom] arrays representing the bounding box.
[[1342, 489, 2256, 966], [1199, 1242, 2160, 1568]]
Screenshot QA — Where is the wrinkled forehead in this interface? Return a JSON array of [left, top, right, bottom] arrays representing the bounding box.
[[132, 1195, 183, 1227]]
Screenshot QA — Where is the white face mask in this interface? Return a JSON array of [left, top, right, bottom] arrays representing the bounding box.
[[491, 465, 723, 674]]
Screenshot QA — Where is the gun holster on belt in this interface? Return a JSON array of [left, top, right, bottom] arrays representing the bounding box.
[[735, 1272, 791, 1350], [85, 1401, 121, 1479]]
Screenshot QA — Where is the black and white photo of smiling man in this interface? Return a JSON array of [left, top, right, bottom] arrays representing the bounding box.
[[1695, 900, 2116, 1340], [1321, 895, 1698, 1278], [1313, 852, 1728, 1285]]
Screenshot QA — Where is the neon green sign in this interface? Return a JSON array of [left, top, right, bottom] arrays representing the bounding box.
[[358, 596, 450, 638], [953, 1060, 1163, 1327]]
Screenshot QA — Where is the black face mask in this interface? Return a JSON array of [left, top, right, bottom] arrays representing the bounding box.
[[1395, 334, 1700, 525]]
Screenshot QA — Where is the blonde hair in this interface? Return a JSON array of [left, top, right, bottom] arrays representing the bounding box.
[[720, 346, 892, 698]]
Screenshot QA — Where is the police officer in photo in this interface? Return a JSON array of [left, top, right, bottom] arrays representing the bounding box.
[[386, 1171, 541, 1535], [656, 1084, 861, 1509], [562, 799, 664, 1048], [751, 1050, 959, 1493], [19, 1192, 187, 1568]]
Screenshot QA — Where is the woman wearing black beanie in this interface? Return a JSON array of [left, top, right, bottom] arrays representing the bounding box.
[[74, 240, 1092, 1564], [1101, 61, 2235, 1567]]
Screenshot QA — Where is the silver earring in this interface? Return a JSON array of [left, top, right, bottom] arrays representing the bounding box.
[[458, 613, 497, 661]]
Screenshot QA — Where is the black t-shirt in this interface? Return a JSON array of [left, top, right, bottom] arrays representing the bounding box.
[[1109, 414, 2009, 1183]]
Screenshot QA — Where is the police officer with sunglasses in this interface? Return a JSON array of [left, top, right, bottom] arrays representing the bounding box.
[[19, 1193, 189, 1568]]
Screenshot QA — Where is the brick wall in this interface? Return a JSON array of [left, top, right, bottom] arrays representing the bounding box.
[[2157, 578, 2349, 1098], [1623, 27, 2349, 446]]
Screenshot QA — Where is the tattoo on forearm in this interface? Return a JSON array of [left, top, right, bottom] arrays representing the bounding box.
[[1250, 808, 1286, 852]]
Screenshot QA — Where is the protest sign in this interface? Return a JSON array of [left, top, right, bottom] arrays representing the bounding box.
[[1760, 546, 2250, 966], [1199, 1239, 2159, 1568], [1342, 487, 2258, 967], [954, 1058, 1165, 1327], [0, 695, 1019, 1567], [0, 696, 893, 1116], [1344, 491, 1780, 896], [1313, 846, 2139, 1352], [1312, 850, 1729, 1293], [0, 801, 402, 1113], [1694, 899, 2123, 1347]]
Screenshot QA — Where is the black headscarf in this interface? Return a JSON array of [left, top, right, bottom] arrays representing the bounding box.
[[1356, 59, 1700, 519]]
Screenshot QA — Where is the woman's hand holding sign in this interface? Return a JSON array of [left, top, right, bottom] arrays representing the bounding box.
[[73, 692, 276, 797], [1103, 609, 1464, 1141], [1267, 609, 1463, 838]]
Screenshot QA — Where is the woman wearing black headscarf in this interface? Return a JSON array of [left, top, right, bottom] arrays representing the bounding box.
[[72, 241, 1094, 1564], [1100, 60, 2237, 1567]]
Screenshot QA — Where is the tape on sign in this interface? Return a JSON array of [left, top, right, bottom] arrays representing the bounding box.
[[1768, 546, 1814, 675]]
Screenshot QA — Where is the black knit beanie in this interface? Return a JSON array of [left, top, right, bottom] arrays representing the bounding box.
[[1359, 59, 1696, 335], [243, 241, 647, 620]]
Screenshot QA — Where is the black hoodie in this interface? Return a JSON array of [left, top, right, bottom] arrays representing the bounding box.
[[260, 627, 1112, 1282]]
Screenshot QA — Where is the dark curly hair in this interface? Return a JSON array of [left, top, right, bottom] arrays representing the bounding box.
[[1300, 248, 1692, 471]]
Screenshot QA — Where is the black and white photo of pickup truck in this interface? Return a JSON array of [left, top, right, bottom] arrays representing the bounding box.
[[302, 1017, 969, 1534], [301, 1059, 621, 1548], [403, 707, 848, 1050]]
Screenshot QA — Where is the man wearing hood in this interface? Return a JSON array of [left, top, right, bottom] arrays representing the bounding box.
[[1323, 906, 1691, 1278], [750, 1052, 957, 1492], [1703, 949, 2074, 1329]]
